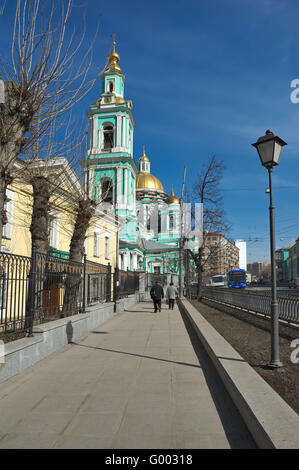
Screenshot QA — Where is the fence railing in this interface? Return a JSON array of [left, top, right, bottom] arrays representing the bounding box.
[[0, 252, 31, 337], [0, 251, 139, 339], [85, 259, 111, 305], [146, 273, 168, 290], [118, 269, 139, 297], [199, 286, 299, 325]]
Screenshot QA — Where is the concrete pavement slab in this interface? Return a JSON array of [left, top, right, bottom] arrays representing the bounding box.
[[0, 301, 256, 449]]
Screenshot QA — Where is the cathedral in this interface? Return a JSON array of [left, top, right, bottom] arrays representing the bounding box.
[[84, 38, 183, 274]]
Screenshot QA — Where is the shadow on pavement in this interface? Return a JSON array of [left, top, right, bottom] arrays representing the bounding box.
[[70, 342, 202, 370], [91, 331, 109, 334]]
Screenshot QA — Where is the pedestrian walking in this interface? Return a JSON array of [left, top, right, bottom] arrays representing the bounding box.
[[166, 282, 178, 310], [150, 281, 164, 312]]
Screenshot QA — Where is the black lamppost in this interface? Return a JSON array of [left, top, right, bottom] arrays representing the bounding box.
[[252, 130, 287, 368]]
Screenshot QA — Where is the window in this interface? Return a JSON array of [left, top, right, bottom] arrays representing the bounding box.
[[94, 232, 100, 257], [103, 124, 114, 149], [48, 211, 59, 249], [154, 266, 160, 274], [169, 214, 175, 230], [101, 179, 113, 204], [158, 211, 161, 233], [109, 81, 114, 93], [105, 236, 110, 259], [2, 190, 14, 239]]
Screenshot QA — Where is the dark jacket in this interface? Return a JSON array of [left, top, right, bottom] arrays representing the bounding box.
[[150, 284, 164, 300]]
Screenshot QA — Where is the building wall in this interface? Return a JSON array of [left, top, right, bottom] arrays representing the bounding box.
[[203, 233, 239, 280], [2, 182, 33, 257], [1, 167, 118, 273], [86, 217, 118, 268], [235, 240, 247, 271]]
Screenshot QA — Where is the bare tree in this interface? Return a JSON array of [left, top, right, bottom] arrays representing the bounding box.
[[188, 155, 230, 298], [61, 145, 115, 313], [0, 0, 100, 242]]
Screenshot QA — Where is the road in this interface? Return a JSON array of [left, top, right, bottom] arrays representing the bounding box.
[[246, 287, 299, 295]]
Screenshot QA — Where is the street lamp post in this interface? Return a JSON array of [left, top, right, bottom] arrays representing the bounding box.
[[252, 130, 287, 368]]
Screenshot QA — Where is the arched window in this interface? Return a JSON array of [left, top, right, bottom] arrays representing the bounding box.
[[101, 178, 113, 204], [103, 124, 114, 149], [109, 81, 114, 93], [158, 211, 161, 233], [169, 214, 175, 230]]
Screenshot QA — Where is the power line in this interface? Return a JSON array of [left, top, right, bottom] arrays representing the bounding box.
[[220, 186, 299, 192]]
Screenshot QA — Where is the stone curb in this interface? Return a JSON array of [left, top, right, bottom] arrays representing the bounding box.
[[178, 299, 299, 449]]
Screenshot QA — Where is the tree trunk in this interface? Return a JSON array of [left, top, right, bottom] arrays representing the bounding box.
[[0, 81, 32, 241], [69, 199, 96, 263], [30, 177, 50, 255], [0, 170, 13, 247], [62, 198, 96, 314], [26, 177, 50, 329]]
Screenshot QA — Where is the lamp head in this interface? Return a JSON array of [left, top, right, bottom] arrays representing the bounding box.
[[252, 130, 287, 169]]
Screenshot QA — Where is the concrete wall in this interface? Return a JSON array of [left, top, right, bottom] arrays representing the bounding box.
[[0, 298, 138, 385], [115, 293, 140, 313]]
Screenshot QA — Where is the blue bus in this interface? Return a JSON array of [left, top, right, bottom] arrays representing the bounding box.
[[227, 269, 247, 288]]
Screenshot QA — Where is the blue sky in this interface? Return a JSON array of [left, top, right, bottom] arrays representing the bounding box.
[[2, 0, 299, 262]]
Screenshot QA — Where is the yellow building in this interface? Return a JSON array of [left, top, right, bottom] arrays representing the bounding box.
[[1, 157, 119, 268], [0, 158, 119, 335]]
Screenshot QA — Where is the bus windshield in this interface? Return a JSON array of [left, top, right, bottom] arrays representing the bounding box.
[[212, 276, 225, 283], [228, 272, 245, 282]]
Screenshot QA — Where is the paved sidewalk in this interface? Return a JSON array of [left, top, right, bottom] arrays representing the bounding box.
[[0, 302, 256, 449]]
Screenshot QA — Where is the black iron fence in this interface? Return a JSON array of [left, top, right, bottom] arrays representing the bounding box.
[[200, 286, 299, 326], [0, 252, 31, 337], [118, 269, 139, 297], [146, 273, 168, 290], [85, 260, 111, 305], [0, 251, 139, 339]]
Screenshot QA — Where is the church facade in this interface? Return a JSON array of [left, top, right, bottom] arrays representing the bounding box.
[[83, 39, 184, 274]]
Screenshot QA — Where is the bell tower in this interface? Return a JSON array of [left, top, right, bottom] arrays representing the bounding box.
[[138, 146, 151, 174], [84, 35, 137, 220]]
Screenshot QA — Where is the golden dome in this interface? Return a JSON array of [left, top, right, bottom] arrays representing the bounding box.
[[106, 35, 122, 74], [139, 146, 149, 162], [136, 172, 164, 191], [166, 187, 180, 204], [115, 96, 126, 104]]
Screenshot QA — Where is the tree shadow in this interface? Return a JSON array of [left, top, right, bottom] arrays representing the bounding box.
[[91, 331, 109, 334], [70, 342, 202, 370], [66, 321, 73, 344]]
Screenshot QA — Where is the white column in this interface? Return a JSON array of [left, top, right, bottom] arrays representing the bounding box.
[[126, 118, 129, 152], [129, 171, 133, 207], [89, 117, 93, 151], [122, 116, 125, 147], [116, 167, 121, 204], [117, 115, 121, 148], [93, 116, 97, 150], [124, 168, 128, 206], [89, 168, 95, 199], [131, 126, 133, 158], [123, 252, 128, 271]]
